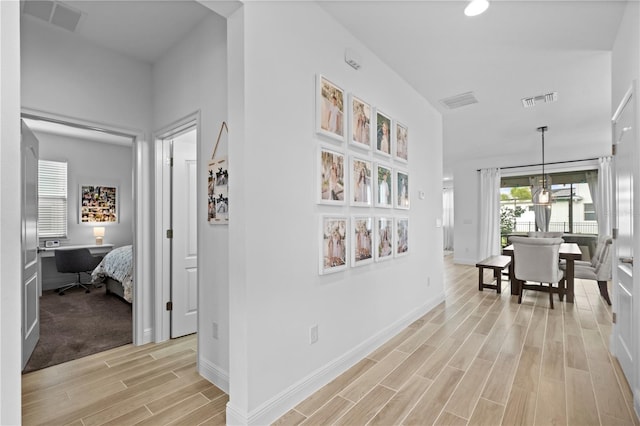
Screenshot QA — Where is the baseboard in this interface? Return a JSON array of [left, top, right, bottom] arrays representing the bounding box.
[[237, 292, 445, 425], [635, 388, 640, 421], [453, 256, 476, 265], [199, 356, 230, 394]]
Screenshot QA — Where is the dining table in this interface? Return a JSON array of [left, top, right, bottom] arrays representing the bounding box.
[[502, 242, 582, 303]]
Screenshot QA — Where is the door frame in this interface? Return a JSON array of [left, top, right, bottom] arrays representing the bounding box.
[[20, 108, 146, 345], [153, 111, 201, 342]]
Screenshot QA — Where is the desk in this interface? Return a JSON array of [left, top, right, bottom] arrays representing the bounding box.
[[502, 243, 582, 303], [39, 244, 114, 258], [38, 244, 113, 291]]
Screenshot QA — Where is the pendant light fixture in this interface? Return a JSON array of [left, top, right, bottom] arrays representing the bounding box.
[[537, 126, 551, 205], [464, 0, 490, 16]]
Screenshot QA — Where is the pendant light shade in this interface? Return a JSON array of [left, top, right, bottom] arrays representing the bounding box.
[[464, 0, 490, 16]]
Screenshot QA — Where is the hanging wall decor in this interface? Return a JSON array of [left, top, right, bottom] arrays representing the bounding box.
[[80, 185, 118, 223], [208, 121, 229, 224]]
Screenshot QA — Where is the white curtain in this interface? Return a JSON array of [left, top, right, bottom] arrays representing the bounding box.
[[586, 157, 613, 237], [443, 188, 454, 251], [479, 168, 501, 259], [530, 175, 552, 232]]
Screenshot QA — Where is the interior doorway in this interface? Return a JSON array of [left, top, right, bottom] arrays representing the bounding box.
[[156, 116, 199, 340]]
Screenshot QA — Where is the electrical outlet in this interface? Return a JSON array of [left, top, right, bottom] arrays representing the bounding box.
[[427, 276, 431, 287], [309, 325, 318, 344], [212, 322, 219, 340]]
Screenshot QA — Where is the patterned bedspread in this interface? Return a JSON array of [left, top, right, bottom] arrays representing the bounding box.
[[92, 245, 133, 303]]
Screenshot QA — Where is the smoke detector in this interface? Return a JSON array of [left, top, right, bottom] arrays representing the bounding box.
[[22, 0, 84, 33], [521, 91, 558, 108], [439, 92, 479, 109]]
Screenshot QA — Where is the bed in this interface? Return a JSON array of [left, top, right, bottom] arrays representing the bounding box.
[[91, 245, 133, 303]]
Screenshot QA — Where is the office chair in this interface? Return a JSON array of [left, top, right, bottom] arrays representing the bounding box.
[[54, 248, 103, 295]]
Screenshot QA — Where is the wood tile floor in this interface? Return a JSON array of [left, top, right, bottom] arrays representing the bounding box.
[[22, 334, 227, 425], [275, 255, 640, 426]]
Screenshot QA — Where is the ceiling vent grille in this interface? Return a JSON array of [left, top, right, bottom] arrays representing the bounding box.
[[521, 91, 558, 108], [439, 92, 478, 109], [22, 0, 83, 32]]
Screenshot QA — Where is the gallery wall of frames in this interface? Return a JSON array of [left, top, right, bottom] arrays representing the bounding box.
[[316, 74, 410, 275]]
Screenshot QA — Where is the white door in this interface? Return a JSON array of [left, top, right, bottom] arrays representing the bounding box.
[[171, 129, 198, 337], [21, 120, 40, 369], [612, 86, 636, 384]]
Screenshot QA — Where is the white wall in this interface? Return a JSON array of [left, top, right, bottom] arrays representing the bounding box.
[[0, 2, 22, 423], [20, 17, 155, 341], [227, 3, 443, 423], [151, 12, 229, 387]]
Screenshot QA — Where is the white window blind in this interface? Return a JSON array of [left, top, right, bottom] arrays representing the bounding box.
[[38, 160, 68, 238]]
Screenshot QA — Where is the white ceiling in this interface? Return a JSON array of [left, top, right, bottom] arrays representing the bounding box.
[[22, 1, 627, 174]]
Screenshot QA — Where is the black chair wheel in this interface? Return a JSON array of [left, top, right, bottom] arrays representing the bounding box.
[[58, 292, 65, 296], [85, 289, 90, 293]]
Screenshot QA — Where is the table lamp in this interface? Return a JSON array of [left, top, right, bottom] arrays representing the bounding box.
[[93, 226, 105, 245]]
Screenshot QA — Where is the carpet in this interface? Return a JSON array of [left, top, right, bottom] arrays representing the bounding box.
[[23, 286, 132, 374]]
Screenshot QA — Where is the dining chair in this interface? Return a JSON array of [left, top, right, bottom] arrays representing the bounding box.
[[511, 236, 565, 309], [564, 237, 613, 305], [527, 231, 564, 238]]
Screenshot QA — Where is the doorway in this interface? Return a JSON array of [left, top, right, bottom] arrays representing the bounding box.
[[156, 117, 199, 340]]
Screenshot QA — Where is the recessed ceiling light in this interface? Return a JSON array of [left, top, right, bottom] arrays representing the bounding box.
[[464, 0, 489, 17]]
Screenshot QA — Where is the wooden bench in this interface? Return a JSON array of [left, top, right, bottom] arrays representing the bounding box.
[[476, 255, 511, 294]]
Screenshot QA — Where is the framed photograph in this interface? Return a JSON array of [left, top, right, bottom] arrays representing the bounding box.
[[374, 109, 392, 157], [396, 169, 410, 209], [375, 216, 394, 262], [316, 74, 345, 142], [80, 185, 118, 223], [395, 122, 408, 163], [349, 94, 371, 150], [208, 156, 229, 224], [395, 217, 409, 257], [320, 216, 348, 274], [352, 216, 373, 267], [350, 156, 372, 207], [374, 163, 393, 208], [318, 147, 345, 204]]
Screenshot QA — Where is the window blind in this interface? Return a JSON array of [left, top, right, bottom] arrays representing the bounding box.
[[38, 160, 68, 238]]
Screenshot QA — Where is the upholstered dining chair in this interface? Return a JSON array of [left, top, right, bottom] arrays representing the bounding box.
[[563, 236, 613, 305], [511, 236, 565, 309], [54, 248, 103, 295], [527, 231, 565, 238]]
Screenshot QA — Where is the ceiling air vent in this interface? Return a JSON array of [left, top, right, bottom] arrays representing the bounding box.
[[439, 92, 478, 110], [521, 91, 558, 108], [22, 0, 83, 32]]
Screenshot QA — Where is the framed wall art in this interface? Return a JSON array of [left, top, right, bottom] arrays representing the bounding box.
[[80, 185, 118, 223], [208, 156, 229, 223], [395, 169, 410, 209], [350, 155, 372, 207], [349, 94, 371, 150], [316, 74, 345, 142], [320, 216, 348, 274], [395, 217, 409, 257], [374, 109, 392, 157], [318, 147, 345, 205], [352, 216, 373, 267], [395, 122, 408, 163], [374, 163, 392, 208], [375, 216, 394, 262]]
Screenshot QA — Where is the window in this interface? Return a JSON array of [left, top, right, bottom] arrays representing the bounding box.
[[584, 203, 596, 221], [38, 160, 68, 238]]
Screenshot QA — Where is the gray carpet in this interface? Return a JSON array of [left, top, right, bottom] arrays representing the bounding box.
[[23, 286, 132, 374]]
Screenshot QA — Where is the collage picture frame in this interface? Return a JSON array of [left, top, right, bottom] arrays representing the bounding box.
[[80, 185, 118, 224], [315, 73, 412, 274]]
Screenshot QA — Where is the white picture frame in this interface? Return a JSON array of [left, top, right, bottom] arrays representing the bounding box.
[[350, 155, 373, 207], [374, 108, 392, 158], [395, 217, 409, 257], [395, 169, 410, 209], [318, 146, 346, 205], [375, 216, 394, 262], [351, 216, 373, 267], [374, 163, 393, 208], [316, 74, 345, 143], [320, 215, 349, 274], [349, 94, 372, 151], [395, 121, 408, 163]]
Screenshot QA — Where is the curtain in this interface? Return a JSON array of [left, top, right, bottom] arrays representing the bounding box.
[[586, 157, 612, 237], [530, 175, 551, 232], [478, 168, 501, 259], [443, 188, 454, 251]]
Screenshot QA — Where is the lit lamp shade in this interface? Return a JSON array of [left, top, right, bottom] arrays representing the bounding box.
[[538, 189, 550, 204], [93, 227, 105, 245]]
